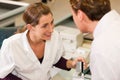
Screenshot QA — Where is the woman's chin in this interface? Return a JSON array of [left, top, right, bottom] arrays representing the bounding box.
[[45, 37, 51, 40]]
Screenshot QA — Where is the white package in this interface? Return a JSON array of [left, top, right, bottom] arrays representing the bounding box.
[[55, 25, 83, 52]]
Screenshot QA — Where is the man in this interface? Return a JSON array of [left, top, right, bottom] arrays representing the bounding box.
[[69, 0, 120, 80]]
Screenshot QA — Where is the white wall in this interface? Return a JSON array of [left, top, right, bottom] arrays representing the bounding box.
[[20, 0, 120, 13], [110, 0, 120, 13]]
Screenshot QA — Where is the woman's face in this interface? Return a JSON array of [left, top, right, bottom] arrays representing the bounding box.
[[31, 13, 54, 41]]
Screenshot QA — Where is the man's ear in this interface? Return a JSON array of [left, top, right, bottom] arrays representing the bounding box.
[[26, 24, 33, 30], [77, 10, 84, 21]]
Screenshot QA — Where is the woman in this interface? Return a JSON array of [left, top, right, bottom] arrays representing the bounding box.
[[0, 2, 86, 80]]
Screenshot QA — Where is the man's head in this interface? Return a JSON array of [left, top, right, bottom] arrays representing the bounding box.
[[69, 0, 111, 33], [70, 0, 111, 21]]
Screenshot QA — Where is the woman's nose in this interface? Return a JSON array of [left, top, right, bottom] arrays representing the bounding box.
[[48, 24, 54, 32]]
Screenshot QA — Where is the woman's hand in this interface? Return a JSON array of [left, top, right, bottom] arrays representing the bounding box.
[[66, 56, 87, 70]]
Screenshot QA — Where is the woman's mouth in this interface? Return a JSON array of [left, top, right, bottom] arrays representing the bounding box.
[[45, 34, 51, 38]]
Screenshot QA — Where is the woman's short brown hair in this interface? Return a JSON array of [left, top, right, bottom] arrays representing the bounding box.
[[16, 2, 52, 33], [23, 2, 52, 26]]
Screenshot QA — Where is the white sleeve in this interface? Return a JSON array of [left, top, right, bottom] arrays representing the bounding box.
[[53, 30, 65, 64], [50, 31, 65, 77], [0, 39, 15, 78], [90, 49, 116, 80]]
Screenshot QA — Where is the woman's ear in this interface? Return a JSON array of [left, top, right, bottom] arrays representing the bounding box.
[[26, 24, 32, 30]]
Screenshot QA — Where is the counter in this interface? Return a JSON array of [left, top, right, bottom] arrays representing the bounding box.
[[0, 1, 28, 28]]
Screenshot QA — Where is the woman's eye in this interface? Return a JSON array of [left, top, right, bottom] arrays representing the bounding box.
[[51, 20, 54, 25], [42, 24, 48, 28], [51, 21, 53, 24]]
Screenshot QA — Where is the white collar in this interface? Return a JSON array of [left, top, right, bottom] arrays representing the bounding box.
[[93, 10, 120, 38]]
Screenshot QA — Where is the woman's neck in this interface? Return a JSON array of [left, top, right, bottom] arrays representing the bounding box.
[[27, 31, 45, 46]]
